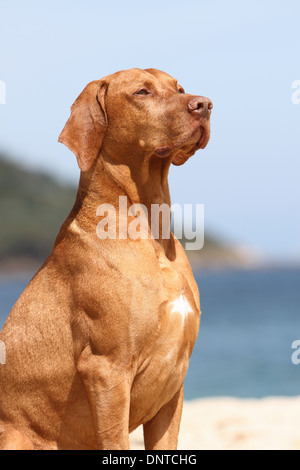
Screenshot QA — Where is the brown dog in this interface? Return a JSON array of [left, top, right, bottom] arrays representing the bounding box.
[[0, 68, 212, 450]]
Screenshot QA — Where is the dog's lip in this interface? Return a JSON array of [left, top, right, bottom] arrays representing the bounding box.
[[154, 121, 210, 158], [193, 125, 209, 150], [171, 123, 211, 166]]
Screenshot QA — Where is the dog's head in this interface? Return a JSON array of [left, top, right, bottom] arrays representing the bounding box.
[[59, 68, 212, 171]]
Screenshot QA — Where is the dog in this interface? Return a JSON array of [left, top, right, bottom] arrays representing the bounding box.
[[0, 68, 212, 450]]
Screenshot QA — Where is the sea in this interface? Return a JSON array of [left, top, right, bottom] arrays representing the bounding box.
[[0, 267, 299, 400]]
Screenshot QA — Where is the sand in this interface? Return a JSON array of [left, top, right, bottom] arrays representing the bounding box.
[[130, 396, 300, 450]]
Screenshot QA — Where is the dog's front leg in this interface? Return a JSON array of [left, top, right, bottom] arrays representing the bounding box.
[[77, 346, 131, 450], [143, 386, 184, 450]]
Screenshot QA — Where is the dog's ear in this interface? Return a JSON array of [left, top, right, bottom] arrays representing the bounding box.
[[59, 80, 108, 172]]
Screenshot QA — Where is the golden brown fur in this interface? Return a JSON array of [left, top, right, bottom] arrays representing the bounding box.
[[0, 68, 212, 450]]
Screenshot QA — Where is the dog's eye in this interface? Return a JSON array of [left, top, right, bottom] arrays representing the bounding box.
[[178, 87, 185, 94], [134, 89, 150, 95]]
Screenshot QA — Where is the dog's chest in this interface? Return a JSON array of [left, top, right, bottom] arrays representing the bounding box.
[[129, 248, 200, 428], [168, 291, 194, 322], [158, 248, 199, 326]]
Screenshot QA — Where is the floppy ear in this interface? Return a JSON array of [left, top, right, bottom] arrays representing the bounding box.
[[59, 80, 108, 172]]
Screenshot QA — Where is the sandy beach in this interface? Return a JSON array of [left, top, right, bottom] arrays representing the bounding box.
[[130, 396, 300, 450]]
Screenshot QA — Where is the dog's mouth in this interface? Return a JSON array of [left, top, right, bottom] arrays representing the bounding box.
[[194, 125, 210, 151], [155, 122, 210, 166]]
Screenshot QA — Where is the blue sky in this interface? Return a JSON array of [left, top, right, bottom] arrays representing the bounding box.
[[0, 0, 299, 260]]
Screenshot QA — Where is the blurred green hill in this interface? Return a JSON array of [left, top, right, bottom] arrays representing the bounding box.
[[0, 155, 252, 272], [0, 155, 76, 264]]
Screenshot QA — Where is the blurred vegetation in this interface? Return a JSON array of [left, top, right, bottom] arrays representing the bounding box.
[[0, 155, 76, 262], [0, 155, 246, 270]]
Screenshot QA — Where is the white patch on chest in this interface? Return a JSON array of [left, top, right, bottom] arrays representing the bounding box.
[[170, 293, 193, 322]]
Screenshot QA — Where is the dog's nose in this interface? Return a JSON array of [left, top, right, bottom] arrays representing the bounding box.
[[188, 96, 213, 118]]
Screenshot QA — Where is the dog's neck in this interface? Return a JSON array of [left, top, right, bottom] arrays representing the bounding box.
[[72, 151, 174, 254]]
